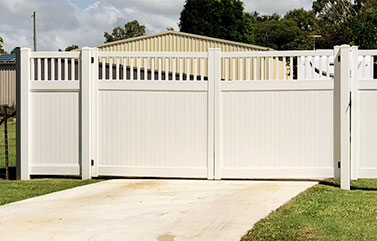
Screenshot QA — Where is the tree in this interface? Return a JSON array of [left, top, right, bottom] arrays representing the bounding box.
[[179, 0, 254, 44], [0, 37, 7, 55], [348, 9, 377, 49], [65, 45, 79, 51], [104, 20, 146, 43], [285, 9, 316, 32], [253, 19, 312, 50]]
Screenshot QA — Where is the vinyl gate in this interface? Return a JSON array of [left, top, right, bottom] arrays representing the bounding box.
[[17, 45, 375, 187]]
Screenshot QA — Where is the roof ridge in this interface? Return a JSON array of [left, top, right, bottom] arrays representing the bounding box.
[[97, 31, 272, 51]]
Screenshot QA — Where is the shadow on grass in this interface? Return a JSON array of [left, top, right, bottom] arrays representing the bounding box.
[[0, 167, 17, 180], [319, 178, 377, 191]]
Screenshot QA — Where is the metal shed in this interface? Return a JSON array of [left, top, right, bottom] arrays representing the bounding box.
[[0, 54, 16, 106], [97, 30, 272, 52]]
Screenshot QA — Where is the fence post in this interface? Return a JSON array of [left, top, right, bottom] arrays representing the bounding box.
[[16, 48, 31, 180], [350, 46, 359, 180], [334, 45, 351, 190], [208, 48, 221, 180], [81, 47, 92, 180], [90, 48, 98, 177]]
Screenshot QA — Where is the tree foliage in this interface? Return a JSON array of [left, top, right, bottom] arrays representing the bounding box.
[[253, 19, 311, 50], [179, 0, 253, 43], [0, 37, 7, 55], [104, 20, 146, 43]]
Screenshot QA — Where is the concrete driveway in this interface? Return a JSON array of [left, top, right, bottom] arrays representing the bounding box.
[[0, 179, 316, 241]]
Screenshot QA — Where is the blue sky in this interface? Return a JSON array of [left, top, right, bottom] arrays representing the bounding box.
[[0, 0, 313, 52]]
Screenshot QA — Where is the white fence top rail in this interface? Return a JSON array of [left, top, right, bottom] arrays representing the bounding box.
[[221, 50, 333, 58], [98, 51, 208, 58], [30, 52, 80, 58]]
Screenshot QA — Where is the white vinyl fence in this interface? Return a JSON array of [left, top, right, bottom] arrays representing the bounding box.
[[16, 45, 376, 189]]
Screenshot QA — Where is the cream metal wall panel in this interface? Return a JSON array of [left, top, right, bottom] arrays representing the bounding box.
[[29, 92, 80, 175], [98, 32, 268, 53], [220, 90, 334, 178], [0, 69, 16, 106]]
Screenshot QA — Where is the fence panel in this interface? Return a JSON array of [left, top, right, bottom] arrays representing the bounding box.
[[217, 51, 334, 179], [28, 52, 81, 175], [356, 50, 377, 178], [93, 51, 210, 178]]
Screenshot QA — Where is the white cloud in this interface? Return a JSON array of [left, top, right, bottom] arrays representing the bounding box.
[[0, 0, 313, 52]]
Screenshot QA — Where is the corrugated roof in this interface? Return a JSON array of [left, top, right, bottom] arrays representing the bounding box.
[[97, 31, 272, 51], [0, 54, 16, 63]]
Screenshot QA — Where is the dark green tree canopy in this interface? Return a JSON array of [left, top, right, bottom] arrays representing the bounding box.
[[0, 37, 7, 55], [104, 20, 146, 43], [253, 19, 311, 50], [179, 0, 253, 43], [285, 9, 316, 32]]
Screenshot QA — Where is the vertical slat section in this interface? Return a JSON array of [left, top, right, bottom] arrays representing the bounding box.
[[116, 57, 120, 80], [311, 56, 315, 79], [70, 58, 74, 81], [44, 58, 48, 81], [173, 58, 176, 81], [225, 58, 229, 81], [144, 57, 148, 80], [57, 58, 61, 81], [326, 56, 330, 79], [297, 56, 301, 80], [30, 58, 35, 81], [370, 55, 374, 79], [319, 56, 323, 79], [130, 57, 134, 80], [179, 58, 183, 80], [186, 58, 191, 80], [109, 57, 113, 80], [290, 57, 293, 80], [232, 58, 236, 81], [246, 58, 250, 80], [51, 58, 55, 81], [158, 58, 161, 80], [261, 57, 265, 80], [200, 58, 204, 81], [193, 58, 197, 81], [123, 57, 128, 80], [275, 57, 279, 80], [165, 58, 169, 80], [101, 57, 105, 80], [283, 57, 286, 80], [37, 58, 41, 81], [64, 58, 68, 81], [239, 58, 243, 81], [151, 58, 155, 81], [136, 57, 141, 80], [253, 58, 257, 80], [269, 57, 273, 80]]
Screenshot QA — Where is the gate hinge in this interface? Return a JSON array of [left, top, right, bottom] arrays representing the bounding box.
[[91, 57, 94, 64], [338, 161, 341, 169], [91, 159, 94, 166]]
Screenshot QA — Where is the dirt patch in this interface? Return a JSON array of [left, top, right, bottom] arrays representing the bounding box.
[[158, 234, 175, 241], [300, 227, 323, 240]]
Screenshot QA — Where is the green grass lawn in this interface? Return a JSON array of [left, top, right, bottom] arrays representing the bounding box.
[[0, 121, 16, 169], [241, 179, 377, 241], [0, 179, 100, 206]]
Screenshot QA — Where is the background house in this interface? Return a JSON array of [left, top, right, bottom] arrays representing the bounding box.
[[96, 31, 284, 81], [0, 54, 16, 106]]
